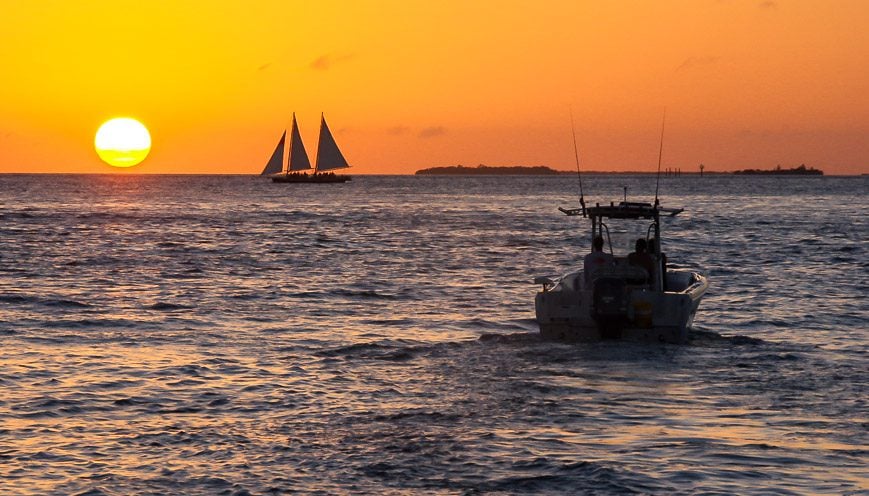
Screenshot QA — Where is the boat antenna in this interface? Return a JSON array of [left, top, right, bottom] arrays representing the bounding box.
[[654, 109, 666, 208], [569, 107, 586, 216]]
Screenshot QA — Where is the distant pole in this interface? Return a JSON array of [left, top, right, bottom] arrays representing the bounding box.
[[699, 164, 705, 177]]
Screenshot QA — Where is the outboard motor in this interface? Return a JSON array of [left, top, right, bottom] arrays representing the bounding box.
[[592, 277, 628, 339]]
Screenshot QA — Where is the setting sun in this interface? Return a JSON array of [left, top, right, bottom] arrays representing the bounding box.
[[94, 118, 151, 168]]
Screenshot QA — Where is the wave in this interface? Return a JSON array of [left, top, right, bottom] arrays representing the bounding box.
[[359, 317, 416, 326], [314, 341, 421, 361], [689, 329, 765, 346], [478, 331, 542, 344], [444, 458, 672, 494], [331, 288, 401, 300], [0, 294, 92, 309], [41, 318, 144, 329], [147, 302, 194, 311], [42, 298, 92, 308], [0, 294, 34, 304], [456, 317, 535, 333], [312, 339, 477, 362], [372, 409, 463, 423]]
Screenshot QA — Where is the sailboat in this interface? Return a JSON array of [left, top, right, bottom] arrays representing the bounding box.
[[261, 113, 351, 183]]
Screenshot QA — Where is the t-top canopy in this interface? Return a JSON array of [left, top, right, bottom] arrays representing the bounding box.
[[559, 201, 683, 220]]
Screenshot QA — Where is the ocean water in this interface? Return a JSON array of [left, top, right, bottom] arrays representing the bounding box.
[[0, 173, 866, 495]]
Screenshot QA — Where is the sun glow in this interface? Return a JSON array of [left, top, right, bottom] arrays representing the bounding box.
[[95, 118, 151, 168]]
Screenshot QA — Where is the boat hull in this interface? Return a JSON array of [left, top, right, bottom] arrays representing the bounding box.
[[535, 269, 708, 344], [271, 173, 351, 183]]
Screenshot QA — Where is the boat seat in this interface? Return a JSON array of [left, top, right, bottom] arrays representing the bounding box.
[[563, 272, 584, 291], [591, 265, 649, 285]]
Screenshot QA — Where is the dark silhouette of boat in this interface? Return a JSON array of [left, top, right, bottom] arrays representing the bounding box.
[[534, 202, 709, 344], [261, 113, 351, 183]]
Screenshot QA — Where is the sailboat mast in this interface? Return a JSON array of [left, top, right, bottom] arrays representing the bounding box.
[[283, 118, 289, 176], [285, 113, 295, 176], [313, 112, 323, 175], [287, 112, 298, 176]]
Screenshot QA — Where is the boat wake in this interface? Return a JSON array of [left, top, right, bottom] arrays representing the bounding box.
[[688, 329, 766, 346], [478, 331, 542, 344]]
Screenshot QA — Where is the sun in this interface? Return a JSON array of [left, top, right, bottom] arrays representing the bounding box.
[[95, 117, 152, 168]]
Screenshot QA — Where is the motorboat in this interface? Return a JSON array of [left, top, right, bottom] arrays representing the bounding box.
[[534, 200, 708, 344]]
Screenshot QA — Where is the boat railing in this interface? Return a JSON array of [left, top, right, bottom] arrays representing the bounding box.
[[683, 273, 709, 300], [534, 275, 560, 291], [601, 222, 614, 256], [665, 270, 709, 298]]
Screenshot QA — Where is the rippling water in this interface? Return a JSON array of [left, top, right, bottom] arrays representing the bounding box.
[[0, 173, 866, 495]]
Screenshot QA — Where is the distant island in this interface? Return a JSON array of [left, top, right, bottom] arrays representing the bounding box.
[[416, 165, 565, 175], [416, 165, 700, 175], [733, 164, 823, 176], [414, 163, 827, 176]]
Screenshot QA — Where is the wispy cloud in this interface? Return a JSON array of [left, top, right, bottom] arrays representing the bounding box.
[[257, 62, 272, 72], [676, 56, 721, 72], [388, 126, 410, 136], [418, 126, 446, 138], [310, 53, 356, 71], [759, 1, 777, 9]]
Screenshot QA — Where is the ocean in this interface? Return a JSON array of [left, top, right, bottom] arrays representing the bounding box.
[[0, 173, 866, 495]]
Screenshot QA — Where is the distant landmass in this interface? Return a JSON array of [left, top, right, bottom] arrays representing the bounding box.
[[734, 164, 823, 176], [415, 165, 564, 175], [416, 165, 699, 175], [414, 164, 827, 176]]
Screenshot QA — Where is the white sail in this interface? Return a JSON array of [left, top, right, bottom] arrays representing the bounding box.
[[260, 131, 286, 175], [288, 113, 312, 172], [314, 114, 350, 172]]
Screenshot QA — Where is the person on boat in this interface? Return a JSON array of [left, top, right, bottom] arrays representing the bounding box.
[[584, 236, 613, 283], [628, 238, 655, 283]]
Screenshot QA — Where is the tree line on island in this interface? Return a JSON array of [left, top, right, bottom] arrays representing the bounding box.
[[415, 165, 563, 175], [415, 164, 824, 175], [732, 164, 823, 175]]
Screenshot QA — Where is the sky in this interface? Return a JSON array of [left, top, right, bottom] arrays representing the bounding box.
[[1, 0, 867, 175]]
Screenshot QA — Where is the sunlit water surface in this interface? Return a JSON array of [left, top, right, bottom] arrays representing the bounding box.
[[1, 174, 866, 495]]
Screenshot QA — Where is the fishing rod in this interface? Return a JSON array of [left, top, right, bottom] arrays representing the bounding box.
[[569, 107, 586, 217], [654, 109, 666, 208]]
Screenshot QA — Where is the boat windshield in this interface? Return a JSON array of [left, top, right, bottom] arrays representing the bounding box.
[[598, 218, 656, 255]]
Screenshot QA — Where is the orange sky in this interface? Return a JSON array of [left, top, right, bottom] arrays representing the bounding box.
[[1, 0, 867, 175]]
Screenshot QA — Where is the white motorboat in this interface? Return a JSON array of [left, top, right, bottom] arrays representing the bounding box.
[[534, 201, 709, 344]]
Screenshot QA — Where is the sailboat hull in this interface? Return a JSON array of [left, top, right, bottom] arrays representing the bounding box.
[[271, 173, 351, 183]]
